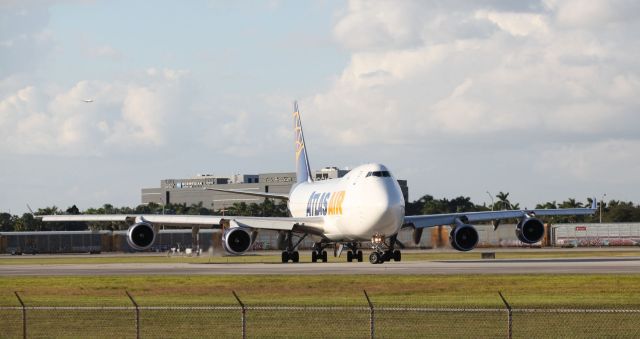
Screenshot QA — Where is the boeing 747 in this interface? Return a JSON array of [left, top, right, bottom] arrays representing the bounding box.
[[43, 102, 596, 264]]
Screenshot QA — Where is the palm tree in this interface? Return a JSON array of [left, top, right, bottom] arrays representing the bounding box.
[[559, 198, 583, 209], [535, 201, 557, 209], [496, 192, 511, 210]]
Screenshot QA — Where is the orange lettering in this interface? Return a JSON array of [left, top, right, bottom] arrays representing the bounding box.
[[336, 191, 345, 215], [328, 193, 336, 215]]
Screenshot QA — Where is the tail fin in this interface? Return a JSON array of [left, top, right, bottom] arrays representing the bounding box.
[[293, 101, 312, 183]]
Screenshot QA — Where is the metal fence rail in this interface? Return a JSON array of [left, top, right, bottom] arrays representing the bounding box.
[[2, 291, 640, 338]]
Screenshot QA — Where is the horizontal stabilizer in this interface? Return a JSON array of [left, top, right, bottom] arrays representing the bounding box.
[[204, 187, 289, 200]]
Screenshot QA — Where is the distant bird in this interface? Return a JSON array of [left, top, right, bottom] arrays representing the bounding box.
[[82, 99, 94, 103]]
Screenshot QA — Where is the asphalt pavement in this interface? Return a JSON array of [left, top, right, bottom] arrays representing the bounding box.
[[3, 256, 640, 276]]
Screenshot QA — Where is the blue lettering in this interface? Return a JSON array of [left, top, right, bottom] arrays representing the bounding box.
[[306, 191, 315, 216], [316, 193, 325, 216], [307, 192, 337, 216], [322, 193, 330, 215], [313, 192, 321, 216]]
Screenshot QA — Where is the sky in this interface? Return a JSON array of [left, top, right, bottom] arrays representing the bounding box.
[[1, 0, 639, 214]]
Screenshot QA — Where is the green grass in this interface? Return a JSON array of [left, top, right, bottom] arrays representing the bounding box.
[[1, 248, 638, 265], [2, 274, 640, 308], [2, 275, 640, 338]]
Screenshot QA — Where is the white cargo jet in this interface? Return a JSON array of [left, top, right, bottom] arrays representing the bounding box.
[[42, 102, 596, 264]]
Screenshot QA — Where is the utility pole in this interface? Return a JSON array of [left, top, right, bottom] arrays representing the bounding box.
[[600, 193, 607, 223], [486, 191, 494, 211]]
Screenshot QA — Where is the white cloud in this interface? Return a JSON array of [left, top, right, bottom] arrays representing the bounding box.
[[0, 69, 192, 155], [475, 10, 549, 37], [292, 0, 640, 202], [546, 0, 640, 28], [308, 0, 640, 147]]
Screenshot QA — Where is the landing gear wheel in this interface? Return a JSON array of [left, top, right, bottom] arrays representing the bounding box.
[[369, 252, 382, 264], [357, 250, 363, 262], [311, 251, 318, 263], [291, 251, 299, 263], [393, 250, 401, 262], [281, 251, 289, 263], [322, 250, 328, 262], [347, 251, 353, 262]]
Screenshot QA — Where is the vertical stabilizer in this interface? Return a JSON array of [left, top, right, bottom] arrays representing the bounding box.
[[293, 101, 312, 183]]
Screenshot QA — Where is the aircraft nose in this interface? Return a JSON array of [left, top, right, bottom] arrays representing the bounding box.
[[363, 180, 404, 234]]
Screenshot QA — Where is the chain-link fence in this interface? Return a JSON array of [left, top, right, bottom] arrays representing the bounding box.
[[2, 291, 640, 338]]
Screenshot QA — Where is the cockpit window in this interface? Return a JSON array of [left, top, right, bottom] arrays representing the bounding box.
[[365, 171, 392, 178]]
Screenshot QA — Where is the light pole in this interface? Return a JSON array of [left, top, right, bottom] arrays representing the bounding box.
[[486, 191, 494, 211], [599, 193, 607, 223]]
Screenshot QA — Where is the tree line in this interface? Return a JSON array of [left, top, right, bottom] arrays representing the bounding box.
[[1, 192, 640, 232]]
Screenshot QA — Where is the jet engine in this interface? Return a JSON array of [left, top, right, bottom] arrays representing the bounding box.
[[516, 217, 545, 244], [126, 222, 156, 251], [449, 224, 479, 251], [223, 227, 254, 255]]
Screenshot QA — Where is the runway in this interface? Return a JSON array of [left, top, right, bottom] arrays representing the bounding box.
[[3, 257, 640, 276]]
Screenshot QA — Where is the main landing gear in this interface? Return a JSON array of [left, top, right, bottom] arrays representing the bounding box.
[[345, 242, 363, 262], [281, 231, 307, 263], [311, 243, 328, 263], [369, 234, 401, 264]]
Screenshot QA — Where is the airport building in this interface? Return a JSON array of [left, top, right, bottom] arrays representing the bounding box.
[[141, 167, 409, 210]]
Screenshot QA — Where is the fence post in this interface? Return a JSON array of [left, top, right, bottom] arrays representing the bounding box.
[[15, 292, 26, 339], [232, 291, 246, 339], [126, 291, 140, 339], [364, 290, 375, 339], [498, 291, 512, 339]]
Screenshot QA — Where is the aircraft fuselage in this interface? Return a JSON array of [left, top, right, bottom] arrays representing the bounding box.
[[288, 163, 405, 241]]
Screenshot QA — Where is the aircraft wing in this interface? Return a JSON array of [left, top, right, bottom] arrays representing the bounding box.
[[204, 187, 289, 200], [41, 214, 324, 233], [404, 200, 597, 229]]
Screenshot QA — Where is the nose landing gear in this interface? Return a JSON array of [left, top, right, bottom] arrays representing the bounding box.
[[369, 234, 401, 264]]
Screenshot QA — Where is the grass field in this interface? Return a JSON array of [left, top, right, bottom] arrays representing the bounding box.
[[1, 274, 640, 338], [1, 248, 639, 265], [2, 274, 640, 338], [2, 274, 640, 308]]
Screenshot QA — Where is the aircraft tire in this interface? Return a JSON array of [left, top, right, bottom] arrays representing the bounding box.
[[321, 250, 328, 262], [369, 252, 381, 264], [347, 251, 353, 262], [393, 250, 401, 262], [311, 251, 317, 263], [292, 251, 299, 263], [357, 250, 363, 262], [281, 251, 289, 263]]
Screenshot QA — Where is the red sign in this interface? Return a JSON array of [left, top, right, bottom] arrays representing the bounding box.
[[575, 226, 587, 231]]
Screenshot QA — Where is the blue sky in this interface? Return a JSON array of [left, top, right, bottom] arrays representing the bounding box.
[[45, 2, 346, 92], [1, 0, 640, 213]]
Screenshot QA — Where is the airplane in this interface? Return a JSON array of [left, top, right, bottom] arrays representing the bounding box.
[[42, 102, 596, 264], [82, 99, 94, 103]]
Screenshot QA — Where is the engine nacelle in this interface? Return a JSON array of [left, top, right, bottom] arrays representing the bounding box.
[[222, 227, 253, 255], [449, 224, 479, 251], [516, 217, 545, 244], [126, 222, 156, 251]]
